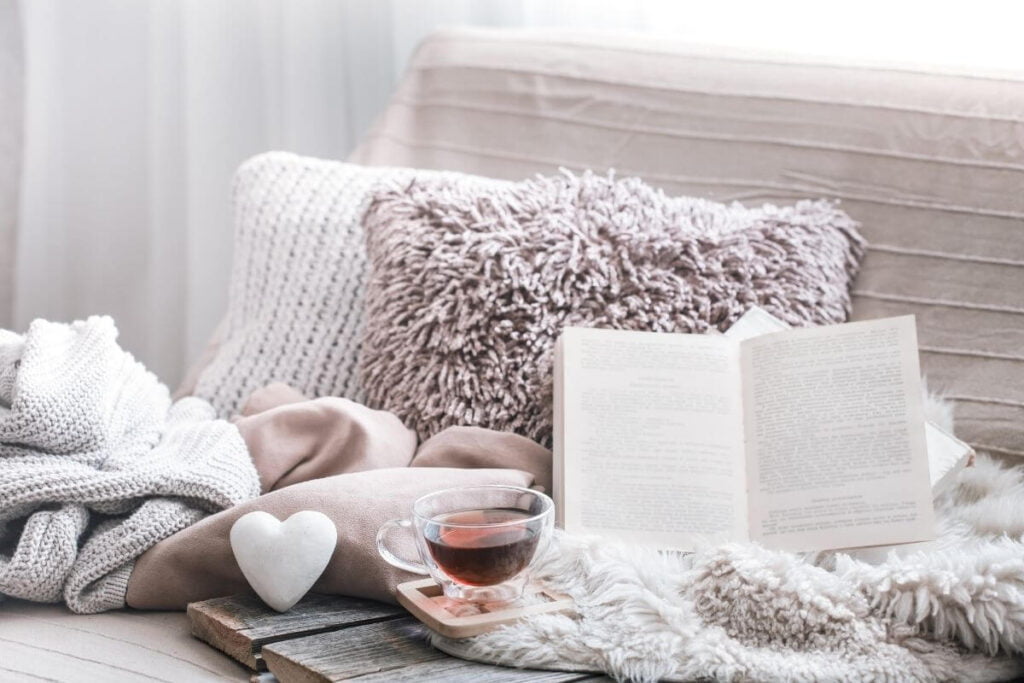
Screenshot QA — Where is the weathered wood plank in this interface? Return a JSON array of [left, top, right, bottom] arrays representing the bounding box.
[[262, 617, 600, 683], [188, 593, 404, 671], [340, 657, 607, 682], [261, 617, 442, 682]]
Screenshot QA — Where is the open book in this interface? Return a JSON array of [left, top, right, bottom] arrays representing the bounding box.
[[553, 310, 969, 553]]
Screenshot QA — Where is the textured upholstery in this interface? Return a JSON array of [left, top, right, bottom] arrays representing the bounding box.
[[351, 28, 1024, 459]]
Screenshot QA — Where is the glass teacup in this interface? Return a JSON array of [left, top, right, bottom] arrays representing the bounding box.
[[376, 485, 554, 603]]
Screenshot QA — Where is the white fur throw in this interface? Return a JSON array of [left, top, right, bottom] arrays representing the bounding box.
[[360, 170, 864, 445], [435, 398, 1024, 682]]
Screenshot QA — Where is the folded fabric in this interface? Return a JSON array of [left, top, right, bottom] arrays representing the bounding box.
[[0, 317, 260, 614], [126, 382, 552, 608], [233, 381, 552, 492], [412, 425, 553, 495], [238, 380, 309, 416], [126, 467, 534, 608], [235, 383, 417, 491]]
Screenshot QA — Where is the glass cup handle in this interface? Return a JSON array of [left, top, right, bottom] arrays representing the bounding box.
[[376, 518, 429, 575]]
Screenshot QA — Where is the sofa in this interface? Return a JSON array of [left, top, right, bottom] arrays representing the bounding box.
[[8, 27, 1023, 681]]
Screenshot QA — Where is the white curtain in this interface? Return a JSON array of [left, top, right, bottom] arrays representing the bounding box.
[[12, 0, 1024, 386], [0, 0, 19, 329], [13, 0, 651, 385]]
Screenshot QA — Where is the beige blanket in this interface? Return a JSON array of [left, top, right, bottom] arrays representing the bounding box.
[[126, 383, 551, 608]]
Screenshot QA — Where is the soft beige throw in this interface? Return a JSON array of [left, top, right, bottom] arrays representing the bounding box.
[[126, 383, 551, 608]]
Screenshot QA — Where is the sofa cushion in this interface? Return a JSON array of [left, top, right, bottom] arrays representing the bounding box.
[[359, 169, 864, 445]]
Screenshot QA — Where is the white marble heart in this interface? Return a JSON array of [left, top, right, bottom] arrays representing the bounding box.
[[229, 510, 337, 612]]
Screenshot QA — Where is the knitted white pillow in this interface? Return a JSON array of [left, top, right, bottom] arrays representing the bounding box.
[[193, 153, 406, 415], [193, 152, 499, 416]]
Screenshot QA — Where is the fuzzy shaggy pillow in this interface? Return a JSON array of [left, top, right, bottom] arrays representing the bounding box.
[[360, 170, 865, 445]]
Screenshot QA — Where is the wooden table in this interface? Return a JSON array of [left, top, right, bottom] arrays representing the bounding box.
[[189, 593, 609, 682], [0, 599, 250, 681]]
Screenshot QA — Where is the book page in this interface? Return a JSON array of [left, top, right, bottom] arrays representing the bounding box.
[[741, 317, 935, 552], [827, 423, 973, 564], [558, 327, 748, 550], [727, 305, 974, 498], [553, 338, 566, 527], [923, 422, 974, 495]]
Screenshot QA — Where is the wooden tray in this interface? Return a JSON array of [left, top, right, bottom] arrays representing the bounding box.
[[395, 578, 574, 639]]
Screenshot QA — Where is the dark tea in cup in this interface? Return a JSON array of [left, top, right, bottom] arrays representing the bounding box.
[[377, 485, 555, 603], [424, 508, 541, 586]]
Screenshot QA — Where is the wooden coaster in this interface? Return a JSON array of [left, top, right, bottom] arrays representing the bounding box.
[[395, 578, 574, 639]]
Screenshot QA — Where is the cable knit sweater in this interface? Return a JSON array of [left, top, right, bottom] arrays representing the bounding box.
[[0, 316, 260, 613]]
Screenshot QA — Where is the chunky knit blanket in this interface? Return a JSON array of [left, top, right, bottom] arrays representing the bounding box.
[[436, 399, 1024, 682], [0, 317, 260, 613]]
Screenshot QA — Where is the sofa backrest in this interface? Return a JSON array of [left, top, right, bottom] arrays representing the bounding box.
[[351, 27, 1024, 460]]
